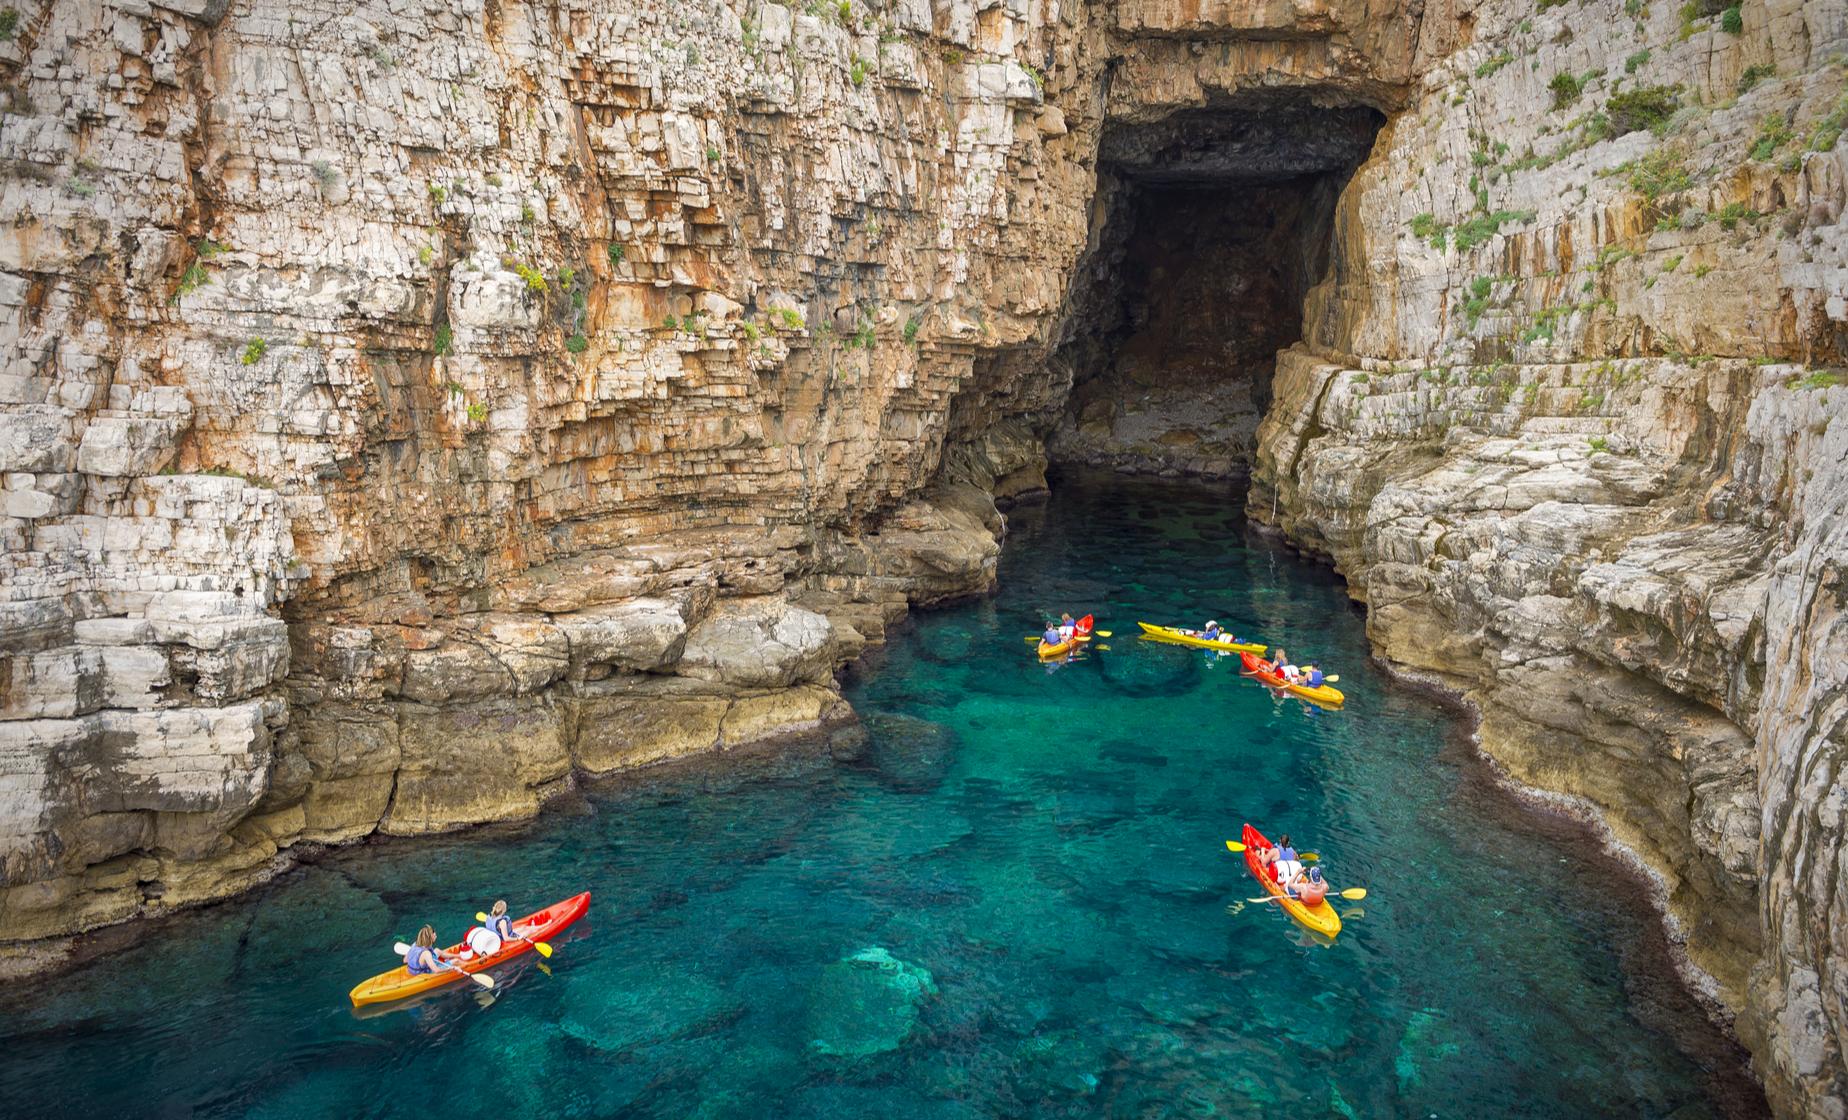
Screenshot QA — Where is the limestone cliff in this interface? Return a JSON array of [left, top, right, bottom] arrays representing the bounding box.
[[2, 0, 1846, 1113], [1243, 2, 1848, 1115]]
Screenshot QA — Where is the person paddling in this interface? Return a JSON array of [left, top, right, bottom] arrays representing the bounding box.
[[1059, 613, 1078, 642], [1042, 621, 1063, 647], [403, 925, 458, 975], [1272, 834, 1304, 887], [1303, 662, 1326, 689], [1292, 865, 1330, 906]]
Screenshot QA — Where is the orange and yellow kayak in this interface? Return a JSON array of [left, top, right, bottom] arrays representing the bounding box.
[[349, 891, 590, 1006], [1240, 824, 1340, 938], [1037, 614, 1094, 659], [1239, 652, 1344, 706]]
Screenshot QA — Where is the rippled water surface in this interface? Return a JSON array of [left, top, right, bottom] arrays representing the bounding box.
[[1, 474, 1765, 1119]]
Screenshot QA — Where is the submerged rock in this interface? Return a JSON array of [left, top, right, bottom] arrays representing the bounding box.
[[858, 712, 959, 793], [806, 946, 939, 1059]]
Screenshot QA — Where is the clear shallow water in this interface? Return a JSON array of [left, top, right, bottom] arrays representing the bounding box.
[[0, 473, 1764, 1119]]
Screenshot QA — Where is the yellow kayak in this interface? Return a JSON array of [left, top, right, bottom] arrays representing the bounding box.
[[1239, 653, 1345, 706], [1241, 825, 1341, 938], [1037, 614, 1093, 659], [1136, 622, 1266, 654]]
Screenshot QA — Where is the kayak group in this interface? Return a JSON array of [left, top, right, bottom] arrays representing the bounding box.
[[1039, 613, 1359, 938]]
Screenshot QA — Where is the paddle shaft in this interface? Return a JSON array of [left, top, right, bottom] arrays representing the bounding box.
[[395, 940, 494, 989]]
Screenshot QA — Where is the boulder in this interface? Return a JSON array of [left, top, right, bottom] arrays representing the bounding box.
[[678, 598, 836, 688]]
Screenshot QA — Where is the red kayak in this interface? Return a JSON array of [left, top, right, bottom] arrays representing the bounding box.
[[1238, 652, 1345, 706], [349, 891, 590, 1005]]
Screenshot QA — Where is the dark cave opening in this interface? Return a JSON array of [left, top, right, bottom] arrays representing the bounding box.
[[1048, 101, 1385, 479]]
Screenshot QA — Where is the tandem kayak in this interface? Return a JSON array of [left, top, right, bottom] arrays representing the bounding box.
[[1038, 613, 1094, 659], [1136, 622, 1266, 654], [349, 891, 591, 1006], [1238, 651, 1345, 706], [1240, 824, 1341, 938]]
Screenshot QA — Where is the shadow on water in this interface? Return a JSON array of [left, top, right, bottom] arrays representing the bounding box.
[[0, 469, 1766, 1120]]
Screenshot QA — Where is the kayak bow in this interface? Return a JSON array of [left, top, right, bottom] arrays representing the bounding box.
[[1238, 825, 1341, 938], [1136, 622, 1267, 654], [349, 891, 590, 1006]]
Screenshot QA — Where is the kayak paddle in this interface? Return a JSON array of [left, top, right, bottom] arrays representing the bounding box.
[[1093, 630, 1112, 638], [1247, 888, 1367, 904], [394, 941, 496, 990], [476, 912, 554, 957]]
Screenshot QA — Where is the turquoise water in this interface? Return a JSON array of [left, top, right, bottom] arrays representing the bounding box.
[[0, 474, 1764, 1119]]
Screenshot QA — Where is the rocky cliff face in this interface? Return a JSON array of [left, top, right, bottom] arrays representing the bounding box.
[[1245, 1, 1848, 1114], [2, 0, 1845, 1113]]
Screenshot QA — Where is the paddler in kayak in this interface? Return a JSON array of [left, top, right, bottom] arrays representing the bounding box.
[[1291, 865, 1330, 906], [403, 925, 461, 975], [1303, 662, 1327, 689], [1058, 613, 1078, 642], [1043, 620, 1063, 647], [483, 900, 517, 941], [1271, 835, 1305, 888]]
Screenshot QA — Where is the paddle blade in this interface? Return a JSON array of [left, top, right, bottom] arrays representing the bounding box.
[[1093, 630, 1113, 637], [471, 972, 496, 990], [1325, 675, 1340, 683], [1024, 636, 1040, 643], [1299, 853, 1320, 862], [1095, 644, 1111, 651], [1224, 840, 1246, 853], [393, 942, 411, 956], [1339, 888, 1367, 900], [476, 912, 490, 922], [534, 940, 554, 958]]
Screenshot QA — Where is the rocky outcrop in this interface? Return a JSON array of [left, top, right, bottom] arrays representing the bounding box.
[[2, 0, 1845, 1111], [1246, 2, 1848, 1113]]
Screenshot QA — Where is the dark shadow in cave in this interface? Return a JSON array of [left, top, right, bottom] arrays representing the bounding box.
[[1048, 100, 1385, 479]]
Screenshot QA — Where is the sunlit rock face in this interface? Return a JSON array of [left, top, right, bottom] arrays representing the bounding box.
[[2, 0, 1846, 1112]]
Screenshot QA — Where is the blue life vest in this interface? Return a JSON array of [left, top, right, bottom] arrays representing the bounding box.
[[491, 914, 515, 939], [1044, 628, 1061, 644], [405, 944, 439, 974], [1307, 669, 1325, 687], [1278, 846, 1298, 861]]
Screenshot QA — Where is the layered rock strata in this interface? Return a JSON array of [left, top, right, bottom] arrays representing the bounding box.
[[1245, 2, 1848, 1114], [2, 0, 1846, 1113]]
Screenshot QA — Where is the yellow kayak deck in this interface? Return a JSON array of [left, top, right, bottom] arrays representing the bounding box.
[[1137, 622, 1266, 654]]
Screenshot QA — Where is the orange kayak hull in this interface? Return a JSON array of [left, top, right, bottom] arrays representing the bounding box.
[[1037, 614, 1094, 659], [348, 890, 590, 1006]]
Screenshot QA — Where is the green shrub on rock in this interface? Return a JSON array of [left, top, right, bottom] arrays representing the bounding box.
[[1607, 85, 1681, 135]]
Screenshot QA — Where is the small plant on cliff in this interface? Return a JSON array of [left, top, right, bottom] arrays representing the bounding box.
[[1587, 435, 1611, 453], [467, 401, 488, 423], [1791, 369, 1844, 390], [1453, 210, 1534, 252], [776, 308, 805, 330], [850, 58, 869, 86], [514, 263, 547, 292], [903, 313, 922, 345], [1693, 263, 1713, 277], [705, 145, 721, 163], [0, 9, 18, 40], [565, 332, 589, 354], [1810, 94, 1848, 152], [241, 338, 267, 365], [662, 315, 680, 331], [1536, 0, 1571, 10], [1748, 112, 1795, 160], [1475, 52, 1514, 78], [427, 182, 447, 204], [310, 160, 337, 191], [837, 0, 852, 23], [1624, 49, 1651, 74], [1607, 85, 1681, 134], [1409, 212, 1449, 250], [1716, 201, 1762, 229], [1736, 64, 1776, 94], [176, 263, 211, 297], [1548, 71, 1586, 110], [1625, 146, 1691, 205], [1720, 4, 1742, 33], [521, 202, 535, 224], [607, 242, 625, 265], [434, 324, 453, 356]]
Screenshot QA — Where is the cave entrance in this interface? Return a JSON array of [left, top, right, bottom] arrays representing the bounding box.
[[1049, 101, 1384, 479]]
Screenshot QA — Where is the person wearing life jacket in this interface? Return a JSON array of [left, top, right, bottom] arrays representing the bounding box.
[[1293, 865, 1329, 906], [1042, 621, 1063, 648], [1058, 613, 1077, 642], [1201, 620, 1223, 642], [1303, 662, 1326, 689], [403, 925, 456, 975], [1277, 655, 1304, 685], [484, 899, 517, 942]]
